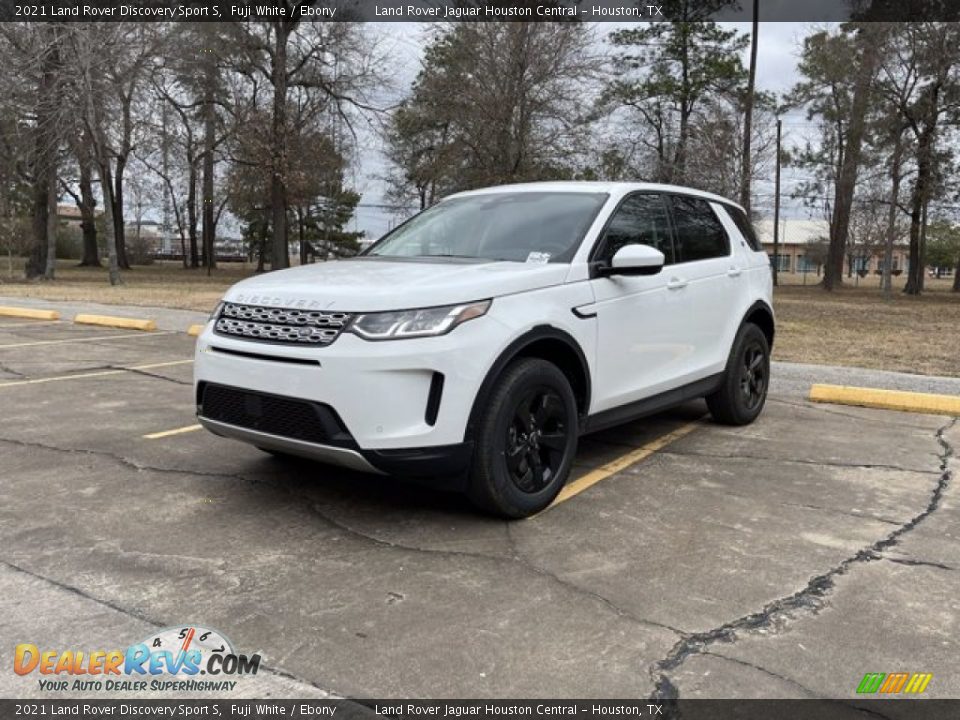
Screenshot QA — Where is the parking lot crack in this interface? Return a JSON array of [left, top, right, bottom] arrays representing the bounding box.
[[884, 556, 954, 572], [648, 416, 956, 702], [0, 435, 248, 483], [661, 449, 938, 475], [702, 487, 905, 526], [118, 366, 192, 386], [0, 361, 26, 378], [504, 522, 686, 636], [703, 651, 821, 697], [293, 495, 684, 638]]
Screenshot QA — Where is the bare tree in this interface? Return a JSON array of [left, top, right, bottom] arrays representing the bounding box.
[[68, 24, 122, 285], [386, 23, 600, 204], [225, 20, 385, 270], [0, 23, 72, 280]]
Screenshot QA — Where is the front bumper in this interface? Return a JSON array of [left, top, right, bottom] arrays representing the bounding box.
[[198, 412, 473, 482], [198, 416, 382, 473], [193, 317, 501, 480]]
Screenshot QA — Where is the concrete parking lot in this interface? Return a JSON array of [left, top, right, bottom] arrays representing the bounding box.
[[0, 315, 957, 700]]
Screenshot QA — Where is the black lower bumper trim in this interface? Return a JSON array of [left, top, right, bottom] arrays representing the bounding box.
[[363, 442, 474, 487]]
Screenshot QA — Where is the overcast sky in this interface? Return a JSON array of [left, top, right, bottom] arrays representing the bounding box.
[[346, 22, 829, 239]]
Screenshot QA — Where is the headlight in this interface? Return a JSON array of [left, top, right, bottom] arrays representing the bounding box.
[[209, 301, 224, 321], [349, 300, 491, 340]]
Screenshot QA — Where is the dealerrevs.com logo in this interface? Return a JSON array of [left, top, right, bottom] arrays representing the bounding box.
[[14, 625, 261, 693]]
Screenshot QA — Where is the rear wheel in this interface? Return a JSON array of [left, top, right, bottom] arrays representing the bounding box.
[[467, 358, 578, 518], [706, 323, 770, 426]]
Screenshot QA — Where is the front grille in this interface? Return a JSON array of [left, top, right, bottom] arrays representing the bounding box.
[[198, 383, 353, 445], [214, 302, 351, 345]]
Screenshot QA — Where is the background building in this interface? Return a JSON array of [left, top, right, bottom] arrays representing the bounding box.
[[755, 218, 911, 276]]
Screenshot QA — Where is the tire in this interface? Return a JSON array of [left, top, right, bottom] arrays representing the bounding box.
[[706, 322, 770, 426], [467, 358, 579, 518]]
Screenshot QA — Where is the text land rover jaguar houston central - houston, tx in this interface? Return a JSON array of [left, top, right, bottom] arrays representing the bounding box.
[[194, 182, 774, 517]]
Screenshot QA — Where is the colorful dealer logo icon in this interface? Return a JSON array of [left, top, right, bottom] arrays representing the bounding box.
[[14, 625, 261, 693], [856, 672, 933, 695]]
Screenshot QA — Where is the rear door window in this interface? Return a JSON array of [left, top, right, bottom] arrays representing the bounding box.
[[670, 195, 730, 263]]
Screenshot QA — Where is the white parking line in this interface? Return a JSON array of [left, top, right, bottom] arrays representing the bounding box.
[[0, 320, 65, 329], [0, 331, 178, 349], [0, 359, 193, 388]]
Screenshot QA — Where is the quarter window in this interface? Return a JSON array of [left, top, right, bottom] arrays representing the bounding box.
[[726, 205, 763, 251], [596, 194, 674, 265], [670, 196, 730, 262]]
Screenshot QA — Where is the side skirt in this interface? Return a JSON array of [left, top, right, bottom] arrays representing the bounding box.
[[581, 373, 723, 435]]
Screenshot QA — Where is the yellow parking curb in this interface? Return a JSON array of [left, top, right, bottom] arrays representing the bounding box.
[[0, 306, 60, 321], [187, 324, 204, 337], [810, 384, 960, 416], [74, 314, 156, 332]]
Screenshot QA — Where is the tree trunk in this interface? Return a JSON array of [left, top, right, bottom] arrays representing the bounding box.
[[881, 129, 904, 299], [953, 256, 960, 291], [77, 146, 100, 267], [26, 164, 51, 279], [297, 207, 307, 265], [98, 161, 121, 286], [44, 165, 57, 279], [256, 212, 268, 273], [824, 25, 881, 291], [904, 123, 936, 295], [25, 26, 61, 280], [113, 155, 130, 269], [270, 22, 292, 270], [674, 23, 691, 184], [201, 53, 217, 276], [918, 198, 928, 292], [187, 164, 199, 268]]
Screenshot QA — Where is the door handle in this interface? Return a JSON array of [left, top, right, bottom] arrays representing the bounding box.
[[666, 278, 688, 290], [727, 267, 743, 278]]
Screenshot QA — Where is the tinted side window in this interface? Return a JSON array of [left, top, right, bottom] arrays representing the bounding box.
[[725, 205, 762, 251], [596, 194, 674, 264], [671, 196, 730, 262]]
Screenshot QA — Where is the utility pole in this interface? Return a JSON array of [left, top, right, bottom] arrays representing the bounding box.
[[739, 0, 759, 213], [772, 118, 782, 288]]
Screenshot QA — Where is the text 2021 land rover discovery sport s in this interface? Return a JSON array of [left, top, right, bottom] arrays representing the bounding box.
[[195, 182, 774, 517]]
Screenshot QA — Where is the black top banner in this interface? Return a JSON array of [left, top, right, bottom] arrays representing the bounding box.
[[1, 0, 959, 22]]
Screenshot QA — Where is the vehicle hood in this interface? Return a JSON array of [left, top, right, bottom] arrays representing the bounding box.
[[222, 258, 570, 312]]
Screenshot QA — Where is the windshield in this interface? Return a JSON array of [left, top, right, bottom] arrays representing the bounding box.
[[365, 192, 608, 263]]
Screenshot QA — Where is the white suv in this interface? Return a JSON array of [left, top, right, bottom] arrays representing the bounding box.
[[195, 182, 773, 517]]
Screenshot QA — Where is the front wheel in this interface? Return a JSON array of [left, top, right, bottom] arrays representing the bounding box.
[[706, 323, 770, 426], [467, 358, 579, 518]]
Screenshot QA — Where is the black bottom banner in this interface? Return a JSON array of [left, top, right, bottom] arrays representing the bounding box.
[[1, 699, 957, 720]]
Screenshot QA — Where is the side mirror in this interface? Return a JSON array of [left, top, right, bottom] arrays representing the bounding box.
[[597, 245, 665, 277]]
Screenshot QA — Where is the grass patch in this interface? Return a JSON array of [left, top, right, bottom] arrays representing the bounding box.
[[2, 261, 958, 378], [773, 277, 960, 377], [0, 260, 253, 313]]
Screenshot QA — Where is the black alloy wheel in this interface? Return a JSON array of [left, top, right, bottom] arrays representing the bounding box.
[[504, 388, 569, 494], [467, 358, 579, 518], [739, 341, 767, 412], [706, 322, 770, 426]]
